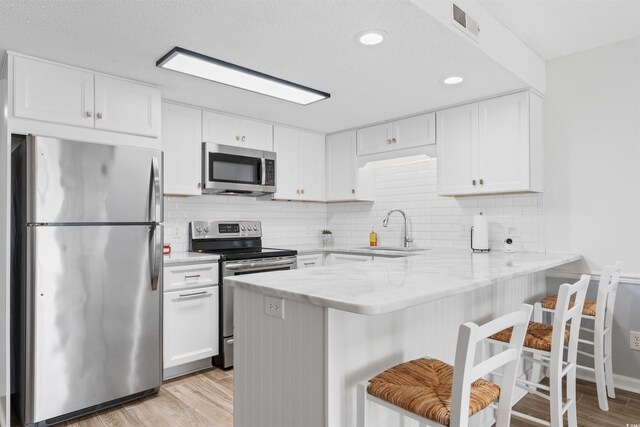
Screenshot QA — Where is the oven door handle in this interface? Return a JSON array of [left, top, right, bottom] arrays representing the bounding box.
[[225, 259, 296, 271]]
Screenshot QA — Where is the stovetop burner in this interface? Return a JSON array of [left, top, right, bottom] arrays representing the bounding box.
[[189, 220, 297, 260]]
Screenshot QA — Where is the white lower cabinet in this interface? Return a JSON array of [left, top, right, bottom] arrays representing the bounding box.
[[297, 253, 324, 268], [163, 286, 218, 370], [325, 253, 373, 265]]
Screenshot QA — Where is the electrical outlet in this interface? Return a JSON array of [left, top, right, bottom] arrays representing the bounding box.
[[265, 296, 285, 319], [631, 331, 640, 351]]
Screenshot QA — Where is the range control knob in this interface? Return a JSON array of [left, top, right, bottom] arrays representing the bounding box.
[[241, 226, 246, 231], [253, 225, 258, 231], [196, 226, 203, 233], [203, 226, 209, 233]]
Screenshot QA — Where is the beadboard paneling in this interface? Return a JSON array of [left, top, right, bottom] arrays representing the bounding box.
[[234, 287, 325, 427]]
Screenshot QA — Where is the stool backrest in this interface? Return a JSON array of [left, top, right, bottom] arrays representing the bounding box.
[[595, 261, 623, 335], [451, 304, 533, 427], [551, 275, 591, 376]]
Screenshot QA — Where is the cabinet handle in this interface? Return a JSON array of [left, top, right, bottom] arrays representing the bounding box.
[[184, 274, 201, 280], [242, 135, 246, 142], [96, 112, 103, 119], [197, 182, 201, 189], [301, 189, 305, 194], [304, 262, 315, 266], [472, 180, 476, 186], [386, 139, 392, 144], [352, 189, 356, 194], [297, 189, 301, 195], [179, 290, 207, 298], [392, 138, 397, 144], [236, 135, 241, 141], [479, 178, 484, 185], [85, 111, 93, 118]]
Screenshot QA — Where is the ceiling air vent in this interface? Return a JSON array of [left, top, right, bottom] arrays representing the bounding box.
[[452, 3, 480, 39]]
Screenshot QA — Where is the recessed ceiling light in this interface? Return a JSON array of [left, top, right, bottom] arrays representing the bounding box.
[[356, 30, 387, 46], [443, 76, 464, 85], [156, 47, 330, 105]]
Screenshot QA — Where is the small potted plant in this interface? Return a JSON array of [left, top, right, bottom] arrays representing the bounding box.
[[321, 229, 332, 247]]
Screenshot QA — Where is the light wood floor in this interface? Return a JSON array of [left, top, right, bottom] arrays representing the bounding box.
[[13, 368, 640, 426]]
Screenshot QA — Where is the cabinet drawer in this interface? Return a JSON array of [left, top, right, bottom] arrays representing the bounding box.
[[297, 254, 324, 268], [164, 262, 218, 291]]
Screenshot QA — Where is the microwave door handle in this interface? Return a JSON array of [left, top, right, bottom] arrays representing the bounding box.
[[260, 157, 266, 186]]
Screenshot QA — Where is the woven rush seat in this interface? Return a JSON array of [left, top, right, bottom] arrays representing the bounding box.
[[540, 295, 597, 316], [490, 321, 570, 351], [366, 358, 500, 426]]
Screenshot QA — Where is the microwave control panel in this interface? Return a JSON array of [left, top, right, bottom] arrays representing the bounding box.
[[265, 159, 275, 186]]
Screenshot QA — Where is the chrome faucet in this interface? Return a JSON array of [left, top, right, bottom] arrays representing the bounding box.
[[382, 209, 413, 248]]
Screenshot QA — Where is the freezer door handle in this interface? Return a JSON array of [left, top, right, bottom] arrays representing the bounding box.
[[150, 157, 162, 223], [150, 226, 162, 291]]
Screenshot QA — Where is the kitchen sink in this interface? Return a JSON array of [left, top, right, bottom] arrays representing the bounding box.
[[357, 246, 429, 253]]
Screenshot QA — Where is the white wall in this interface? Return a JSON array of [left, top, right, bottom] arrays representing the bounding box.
[[545, 37, 640, 382], [545, 37, 640, 275], [327, 156, 545, 251]]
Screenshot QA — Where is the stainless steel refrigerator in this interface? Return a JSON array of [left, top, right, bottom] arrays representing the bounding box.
[[11, 135, 163, 426]]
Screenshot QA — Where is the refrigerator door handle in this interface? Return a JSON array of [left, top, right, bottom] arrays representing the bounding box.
[[150, 225, 162, 291], [150, 157, 162, 223]]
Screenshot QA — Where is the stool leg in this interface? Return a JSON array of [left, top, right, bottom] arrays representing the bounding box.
[[531, 303, 544, 383], [549, 369, 563, 427], [604, 329, 616, 399], [567, 363, 578, 427], [593, 332, 609, 411], [357, 383, 367, 427]]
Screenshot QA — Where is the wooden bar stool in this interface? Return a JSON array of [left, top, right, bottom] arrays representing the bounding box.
[[488, 275, 590, 427], [534, 262, 622, 411], [357, 304, 533, 427]]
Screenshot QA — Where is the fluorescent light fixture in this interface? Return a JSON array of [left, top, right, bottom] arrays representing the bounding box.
[[356, 30, 387, 46], [156, 47, 330, 105], [443, 75, 464, 85]]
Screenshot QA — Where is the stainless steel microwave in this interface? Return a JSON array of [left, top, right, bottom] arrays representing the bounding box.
[[202, 143, 276, 196]]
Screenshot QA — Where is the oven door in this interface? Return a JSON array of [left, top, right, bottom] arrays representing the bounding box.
[[221, 256, 297, 338], [202, 143, 275, 195]]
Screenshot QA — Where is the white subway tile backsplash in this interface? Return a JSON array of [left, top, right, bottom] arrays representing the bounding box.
[[163, 155, 544, 253]]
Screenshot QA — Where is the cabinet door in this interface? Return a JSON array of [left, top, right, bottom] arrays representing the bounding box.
[[94, 75, 161, 137], [356, 122, 393, 155], [273, 126, 301, 199], [161, 103, 202, 195], [163, 287, 219, 369], [13, 56, 94, 127], [326, 131, 357, 201], [202, 110, 240, 145], [436, 103, 479, 196], [240, 118, 274, 151], [300, 130, 326, 201], [477, 92, 530, 193], [326, 253, 373, 265], [297, 254, 324, 268], [394, 112, 436, 149]]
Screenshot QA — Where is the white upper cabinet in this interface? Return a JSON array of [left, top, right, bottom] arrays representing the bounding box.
[[357, 112, 435, 156], [161, 102, 202, 196], [202, 111, 273, 151], [94, 75, 161, 137], [12, 55, 160, 138], [273, 126, 301, 200], [13, 55, 94, 128], [437, 91, 543, 196], [273, 126, 325, 201], [326, 130, 374, 202], [436, 103, 479, 196]]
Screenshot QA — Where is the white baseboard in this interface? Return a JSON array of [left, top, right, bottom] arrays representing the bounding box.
[[576, 369, 640, 394], [163, 358, 213, 381]]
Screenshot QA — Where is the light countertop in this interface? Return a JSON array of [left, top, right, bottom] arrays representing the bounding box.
[[296, 247, 428, 257], [163, 251, 220, 266], [227, 249, 581, 315]]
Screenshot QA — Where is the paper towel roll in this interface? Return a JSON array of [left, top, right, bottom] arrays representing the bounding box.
[[472, 213, 489, 251]]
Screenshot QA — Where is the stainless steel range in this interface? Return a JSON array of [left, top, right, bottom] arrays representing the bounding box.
[[189, 220, 297, 369]]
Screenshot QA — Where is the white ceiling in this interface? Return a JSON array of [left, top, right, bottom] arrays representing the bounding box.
[[0, 0, 528, 133], [480, 0, 640, 61]]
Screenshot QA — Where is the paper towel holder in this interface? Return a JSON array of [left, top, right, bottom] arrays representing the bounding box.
[[471, 226, 491, 253]]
